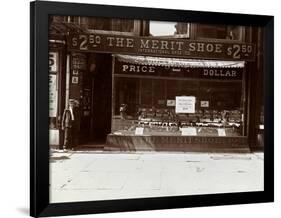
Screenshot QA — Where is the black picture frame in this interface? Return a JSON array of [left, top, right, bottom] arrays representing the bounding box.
[[30, 1, 274, 217]]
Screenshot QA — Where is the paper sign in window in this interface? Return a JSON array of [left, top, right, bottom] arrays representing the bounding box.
[[217, 128, 226, 136], [135, 127, 144, 135], [200, 101, 209, 107], [181, 127, 197, 136], [175, 96, 196, 113]]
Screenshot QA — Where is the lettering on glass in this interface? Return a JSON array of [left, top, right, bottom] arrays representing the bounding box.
[[202, 69, 238, 78], [122, 64, 155, 73]]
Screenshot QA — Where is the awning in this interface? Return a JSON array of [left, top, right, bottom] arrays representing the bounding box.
[[115, 54, 245, 68]]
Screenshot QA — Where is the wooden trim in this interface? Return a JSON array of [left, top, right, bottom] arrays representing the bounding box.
[[114, 73, 244, 83]]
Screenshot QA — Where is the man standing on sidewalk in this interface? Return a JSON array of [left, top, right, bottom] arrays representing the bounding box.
[[62, 99, 79, 150]]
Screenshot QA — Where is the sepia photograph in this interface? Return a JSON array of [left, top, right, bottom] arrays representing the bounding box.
[[48, 15, 265, 203]]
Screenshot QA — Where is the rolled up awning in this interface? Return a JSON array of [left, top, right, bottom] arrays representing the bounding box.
[[115, 54, 245, 68]]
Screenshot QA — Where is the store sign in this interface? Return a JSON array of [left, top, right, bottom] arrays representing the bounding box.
[[49, 51, 59, 118], [71, 53, 87, 70], [122, 64, 155, 73], [49, 74, 58, 117], [201, 69, 240, 78], [67, 34, 256, 61], [49, 52, 58, 72], [108, 135, 248, 146], [115, 62, 243, 80], [175, 96, 196, 113]]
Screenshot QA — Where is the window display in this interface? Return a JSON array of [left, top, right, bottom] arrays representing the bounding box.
[[112, 55, 245, 137]]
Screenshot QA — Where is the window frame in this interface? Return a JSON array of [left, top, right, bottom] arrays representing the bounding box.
[[84, 17, 142, 36], [194, 23, 245, 42]]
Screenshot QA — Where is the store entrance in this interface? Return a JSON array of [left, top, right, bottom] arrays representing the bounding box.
[[77, 53, 112, 147], [89, 54, 112, 144]]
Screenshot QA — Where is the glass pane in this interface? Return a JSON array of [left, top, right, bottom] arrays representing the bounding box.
[[197, 24, 242, 40], [87, 17, 135, 32], [87, 17, 112, 30], [149, 21, 189, 37], [150, 21, 177, 36], [111, 19, 135, 32], [112, 64, 244, 137], [153, 80, 166, 107], [140, 79, 153, 106]]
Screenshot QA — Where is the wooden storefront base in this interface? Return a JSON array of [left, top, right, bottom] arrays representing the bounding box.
[[106, 135, 250, 153]]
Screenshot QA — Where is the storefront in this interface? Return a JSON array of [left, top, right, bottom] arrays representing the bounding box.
[[49, 16, 264, 152], [107, 54, 248, 151]]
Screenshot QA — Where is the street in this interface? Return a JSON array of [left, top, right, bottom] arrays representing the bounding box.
[[50, 150, 264, 203]]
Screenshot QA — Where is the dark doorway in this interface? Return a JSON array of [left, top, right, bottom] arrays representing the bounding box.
[[89, 54, 113, 144]]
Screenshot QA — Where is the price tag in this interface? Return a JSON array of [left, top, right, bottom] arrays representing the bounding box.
[[200, 101, 209, 107], [181, 127, 197, 136], [217, 128, 226, 136], [135, 127, 144, 135]]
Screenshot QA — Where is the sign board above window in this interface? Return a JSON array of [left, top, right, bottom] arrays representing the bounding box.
[[67, 33, 255, 61]]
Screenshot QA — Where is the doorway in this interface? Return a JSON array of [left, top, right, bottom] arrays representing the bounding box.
[[77, 53, 113, 147], [90, 54, 112, 143]]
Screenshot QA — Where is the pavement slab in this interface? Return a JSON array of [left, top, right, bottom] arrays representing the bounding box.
[[124, 171, 162, 190], [50, 151, 264, 203]]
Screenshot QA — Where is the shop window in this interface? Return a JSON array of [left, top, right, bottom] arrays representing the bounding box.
[[140, 79, 153, 106], [149, 21, 190, 38], [112, 61, 245, 137], [153, 80, 166, 107], [196, 24, 244, 41]]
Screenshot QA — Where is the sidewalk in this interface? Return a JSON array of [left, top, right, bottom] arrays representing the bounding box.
[[50, 151, 264, 203]]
